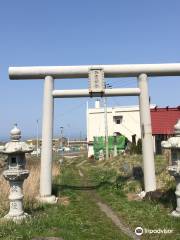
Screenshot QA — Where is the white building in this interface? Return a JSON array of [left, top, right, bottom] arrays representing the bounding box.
[[87, 100, 155, 157]]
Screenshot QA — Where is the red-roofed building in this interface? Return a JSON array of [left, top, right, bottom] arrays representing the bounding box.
[[151, 106, 180, 154]]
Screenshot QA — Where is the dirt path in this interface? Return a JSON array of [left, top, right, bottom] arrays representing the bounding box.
[[97, 201, 138, 240], [78, 167, 139, 240]]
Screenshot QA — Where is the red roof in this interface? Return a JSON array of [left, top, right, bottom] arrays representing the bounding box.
[[150, 107, 180, 135]]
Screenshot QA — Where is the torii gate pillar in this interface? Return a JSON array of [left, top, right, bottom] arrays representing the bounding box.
[[39, 75, 57, 203], [138, 73, 156, 192]]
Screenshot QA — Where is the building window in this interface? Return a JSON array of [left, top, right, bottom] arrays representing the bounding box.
[[116, 119, 121, 124], [11, 157, 17, 164], [113, 116, 123, 124]]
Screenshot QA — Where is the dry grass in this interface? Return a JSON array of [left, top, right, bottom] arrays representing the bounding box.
[[23, 160, 40, 200], [0, 157, 60, 214], [156, 169, 175, 190], [0, 172, 9, 214], [58, 196, 70, 206], [25, 158, 60, 200]]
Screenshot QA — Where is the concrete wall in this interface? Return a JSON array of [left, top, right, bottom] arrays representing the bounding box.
[[87, 105, 142, 142], [87, 102, 155, 156]]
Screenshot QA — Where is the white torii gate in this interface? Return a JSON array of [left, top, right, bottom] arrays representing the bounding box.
[[9, 63, 180, 203]]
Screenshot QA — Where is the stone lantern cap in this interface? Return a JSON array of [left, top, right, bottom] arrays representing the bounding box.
[[161, 119, 180, 149], [0, 124, 34, 154]]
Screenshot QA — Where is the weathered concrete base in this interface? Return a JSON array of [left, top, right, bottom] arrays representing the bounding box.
[[171, 210, 180, 217], [4, 212, 29, 222], [37, 195, 58, 204]]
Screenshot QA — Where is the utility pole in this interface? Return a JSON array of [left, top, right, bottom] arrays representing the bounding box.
[[36, 119, 39, 157], [103, 83, 112, 160], [60, 126, 64, 159], [104, 96, 109, 160], [67, 124, 70, 147], [60, 126, 64, 148]]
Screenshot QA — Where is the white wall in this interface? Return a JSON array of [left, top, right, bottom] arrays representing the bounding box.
[[87, 102, 156, 157], [87, 105, 141, 142]]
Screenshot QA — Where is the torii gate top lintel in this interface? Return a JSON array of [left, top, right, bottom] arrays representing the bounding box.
[[9, 62, 180, 79]]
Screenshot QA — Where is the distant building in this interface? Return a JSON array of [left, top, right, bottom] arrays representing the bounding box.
[[151, 106, 180, 154], [26, 138, 67, 150], [86, 101, 180, 156]]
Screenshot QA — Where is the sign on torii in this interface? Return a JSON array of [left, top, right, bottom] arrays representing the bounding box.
[[9, 63, 180, 203]]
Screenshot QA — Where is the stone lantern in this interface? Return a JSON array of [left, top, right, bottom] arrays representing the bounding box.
[[161, 119, 180, 217], [0, 124, 33, 221]]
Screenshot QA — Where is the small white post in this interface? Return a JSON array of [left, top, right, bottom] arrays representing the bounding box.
[[138, 73, 156, 192], [39, 75, 57, 203]]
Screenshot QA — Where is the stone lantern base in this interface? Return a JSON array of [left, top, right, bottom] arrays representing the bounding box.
[[3, 170, 30, 222], [4, 212, 29, 222], [167, 166, 180, 218]]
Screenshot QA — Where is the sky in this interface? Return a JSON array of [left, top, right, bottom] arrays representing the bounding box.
[[0, 0, 180, 140]]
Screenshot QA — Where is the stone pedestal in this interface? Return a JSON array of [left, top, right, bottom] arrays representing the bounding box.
[[3, 170, 29, 221], [167, 166, 180, 217], [172, 183, 180, 217]]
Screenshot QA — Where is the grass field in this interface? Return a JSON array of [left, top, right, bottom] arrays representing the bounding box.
[[0, 153, 180, 240], [79, 155, 180, 240]]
